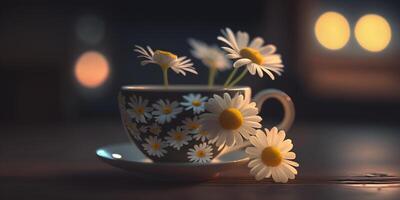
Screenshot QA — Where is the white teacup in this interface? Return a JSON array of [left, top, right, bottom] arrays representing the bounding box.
[[118, 85, 295, 163]]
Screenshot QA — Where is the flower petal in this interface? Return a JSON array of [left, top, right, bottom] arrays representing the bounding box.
[[233, 59, 252, 68]]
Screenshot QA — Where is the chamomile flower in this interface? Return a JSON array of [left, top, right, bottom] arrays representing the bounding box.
[[217, 28, 284, 79], [182, 116, 201, 132], [134, 45, 198, 76], [152, 99, 183, 124], [127, 95, 153, 123], [165, 127, 192, 150], [181, 93, 208, 114], [246, 127, 299, 183], [126, 122, 146, 141], [200, 93, 262, 147], [188, 39, 230, 71], [187, 143, 214, 163], [147, 123, 162, 135], [192, 129, 211, 142], [142, 136, 168, 158]]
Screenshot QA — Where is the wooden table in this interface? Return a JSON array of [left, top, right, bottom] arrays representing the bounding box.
[[2, 120, 400, 199]]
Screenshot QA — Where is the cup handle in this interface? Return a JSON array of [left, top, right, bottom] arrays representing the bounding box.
[[253, 89, 295, 131], [216, 89, 295, 158]]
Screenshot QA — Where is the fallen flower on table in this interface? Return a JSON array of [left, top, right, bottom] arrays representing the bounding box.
[[246, 127, 299, 183]]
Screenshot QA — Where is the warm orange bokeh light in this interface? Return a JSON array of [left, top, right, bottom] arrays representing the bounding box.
[[355, 14, 392, 52], [314, 11, 350, 50], [74, 51, 110, 88]]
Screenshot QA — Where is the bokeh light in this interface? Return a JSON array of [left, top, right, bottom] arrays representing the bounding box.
[[74, 51, 110, 88], [315, 11, 350, 50], [355, 14, 391, 52]]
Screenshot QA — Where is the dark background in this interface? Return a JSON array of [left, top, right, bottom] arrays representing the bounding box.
[[0, 0, 399, 126], [1, 1, 400, 199]]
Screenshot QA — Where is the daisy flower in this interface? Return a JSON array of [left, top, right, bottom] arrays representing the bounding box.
[[126, 122, 146, 141], [188, 39, 230, 86], [187, 143, 214, 163], [192, 129, 211, 142], [181, 93, 208, 114], [246, 127, 299, 183], [182, 116, 201, 132], [165, 127, 192, 150], [147, 123, 162, 135], [217, 28, 284, 86], [142, 136, 168, 158], [127, 95, 153, 123], [152, 99, 183, 124], [200, 93, 262, 147], [189, 39, 230, 71], [134, 45, 198, 86]]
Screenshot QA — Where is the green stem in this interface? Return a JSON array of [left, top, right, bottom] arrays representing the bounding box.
[[162, 68, 169, 87], [208, 67, 217, 87], [223, 68, 238, 87], [228, 69, 248, 87]]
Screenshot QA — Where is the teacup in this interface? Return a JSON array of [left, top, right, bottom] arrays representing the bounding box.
[[118, 85, 295, 163]]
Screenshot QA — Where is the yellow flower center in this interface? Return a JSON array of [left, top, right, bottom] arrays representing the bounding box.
[[239, 47, 265, 65], [151, 143, 160, 150], [163, 106, 172, 114], [192, 100, 202, 107], [135, 107, 145, 114], [196, 150, 206, 158], [188, 123, 200, 130], [150, 127, 160, 134], [261, 147, 282, 167], [218, 108, 244, 130], [154, 50, 177, 69], [127, 123, 136, 130], [173, 132, 184, 141]]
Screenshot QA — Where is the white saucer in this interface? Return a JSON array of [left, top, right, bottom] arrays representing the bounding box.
[[96, 143, 249, 181]]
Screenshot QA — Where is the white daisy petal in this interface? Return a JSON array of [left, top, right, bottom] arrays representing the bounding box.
[[248, 159, 262, 168], [227, 54, 241, 59], [255, 167, 268, 181], [279, 140, 293, 152], [233, 59, 252, 68], [247, 63, 257, 75], [237, 31, 249, 49], [250, 163, 264, 175], [259, 44, 276, 55], [283, 162, 298, 175], [283, 152, 296, 159], [221, 47, 238, 54], [255, 130, 268, 144], [225, 28, 240, 51], [284, 160, 299, 167], [249, 37, 264, 49], [276, 167, 289, 183], [245, 146, 260, 156]]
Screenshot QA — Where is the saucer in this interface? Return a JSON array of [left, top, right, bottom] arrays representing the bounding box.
[[96, 143, 249, 181]]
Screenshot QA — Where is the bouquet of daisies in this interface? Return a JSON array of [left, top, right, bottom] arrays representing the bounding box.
[[133, 28, 298, 183], [134, 28, 283, 88]]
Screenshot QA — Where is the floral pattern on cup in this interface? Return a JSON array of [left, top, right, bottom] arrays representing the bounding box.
[[120, 93, 217, 163]]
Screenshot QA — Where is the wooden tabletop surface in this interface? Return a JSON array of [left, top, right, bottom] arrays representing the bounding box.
[[1, 120, 400, 200]]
